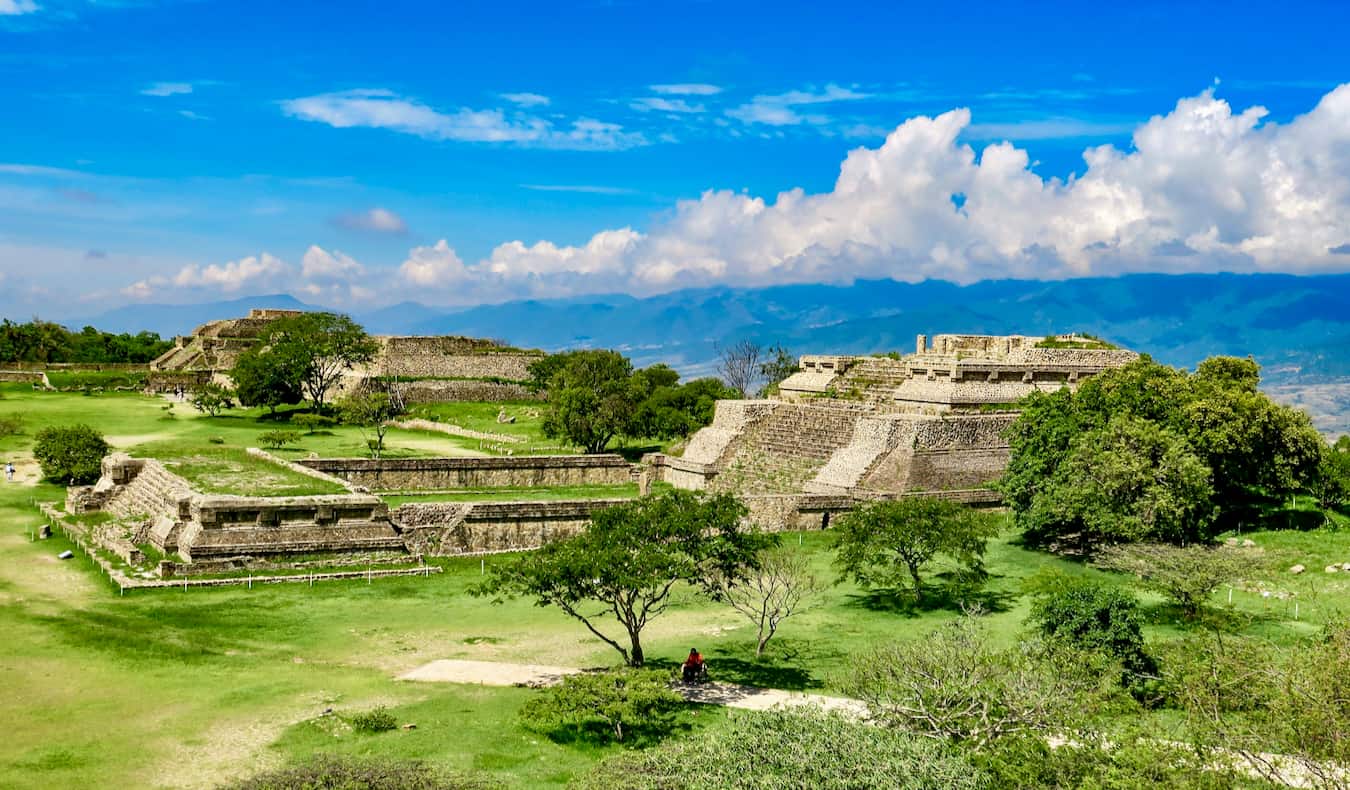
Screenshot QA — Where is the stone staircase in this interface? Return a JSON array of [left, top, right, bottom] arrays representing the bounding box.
[[106, 460, 193, 522], [808, 415, 916, 493], [712, 404, 861, 494], [839, 357, 909, 405]]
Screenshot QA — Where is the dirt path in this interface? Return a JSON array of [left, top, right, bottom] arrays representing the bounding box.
[[398, 658, 868, 716]]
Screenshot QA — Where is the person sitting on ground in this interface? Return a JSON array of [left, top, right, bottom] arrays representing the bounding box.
[[682, 648, 705, 682]]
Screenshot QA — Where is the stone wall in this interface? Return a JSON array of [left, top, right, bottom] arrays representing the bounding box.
[[0, 370, 46, 384], [398, 379, 540, 404], [371, 336, 543, 381], [393, 499, 626, 555], [299, 454, 635, 491]]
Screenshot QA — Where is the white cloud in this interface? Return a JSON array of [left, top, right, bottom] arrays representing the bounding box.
[[281, 89, 646, 150], [501, 92, 550, 107], [300, 245, 364, 281], [334, 206, 408, 234], [177, 109, 211, 121], [171, 253, 290, 292], [630, 97, 705, 113], [393, 84, 1350, 303], [141, 82, 193, 97], [727, 84, 870, 126], [0, 0, 38, 15], [650, 83, 722, 96], [399, 240, 469, 287]]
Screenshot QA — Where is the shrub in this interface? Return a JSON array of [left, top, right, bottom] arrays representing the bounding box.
[[1025, 571, 1155, 682], [578, 707, 982, 790], [0, 414, 23, 441], [1095, 543, 1259, 619], [190, 382, 235, 417], [207, 436, 225, 445], [349, 706, 398, 733], [33, 424, 109, 484], [257, 430, 301, 450], [521, 669, 682, 743], [228, 755, 493, 790], [845, 616, 1117, 751], [291, 413, 337, 434]]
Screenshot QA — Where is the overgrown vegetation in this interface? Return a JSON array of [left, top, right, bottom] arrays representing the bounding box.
[[520, 669, 682, 743], [0, 318, 171, 363], [33, 423, 109, 484]]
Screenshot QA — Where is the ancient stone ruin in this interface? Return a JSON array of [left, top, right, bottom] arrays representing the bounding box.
[[650, 333, 1137, 499], [149, 308, 545, 400]]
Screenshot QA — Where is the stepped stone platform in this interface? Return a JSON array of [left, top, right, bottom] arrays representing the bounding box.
[[149, 308, 545, 401], [650, 333, 1137, 499]]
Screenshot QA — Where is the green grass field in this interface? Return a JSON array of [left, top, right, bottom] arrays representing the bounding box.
[[2, 385, 1349, 787]]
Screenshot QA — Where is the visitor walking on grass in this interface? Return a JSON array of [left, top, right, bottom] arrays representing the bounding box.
[[5, 462, 14, 482]]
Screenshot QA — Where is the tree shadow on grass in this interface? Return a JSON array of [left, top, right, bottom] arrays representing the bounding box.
[[845, 582, 1017, 617], [646, 653, 824, 691]]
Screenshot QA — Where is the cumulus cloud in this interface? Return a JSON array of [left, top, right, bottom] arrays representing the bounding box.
[[399, 240, 469, 286], [727, 84, 870, 126], [387, 84, 1350, 304], [121, 246, 372, 304], [650, 83, 722, 96], [171, 253, 290, 292], [334, 207, 408, 234], [281, 89, 646, 150], [0, 0, 39, 15], [141, 82, 193, 97]]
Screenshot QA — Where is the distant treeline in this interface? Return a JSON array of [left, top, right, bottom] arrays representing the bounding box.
[[0, 319, 173, 364]]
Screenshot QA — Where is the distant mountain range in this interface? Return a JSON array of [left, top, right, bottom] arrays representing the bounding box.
[[60, 273, 1350, 386]]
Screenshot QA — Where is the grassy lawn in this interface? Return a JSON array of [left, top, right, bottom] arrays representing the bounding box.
[[3, 385, 1349, 787]]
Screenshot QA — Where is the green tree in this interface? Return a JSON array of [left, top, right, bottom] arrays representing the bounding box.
[[628, 377, 738, 440], [33, 424, 109, 484], [1313, 440, 1350, 517], [475, 490, 774, 666], [537, 349, 641, 453], [578, 707, 983, 790], [1024, 415, 1216, 551], [1025, 571, 1155, 682], [263, 312, 378, 411], [1003, 355, 1322, 545], [231, 345, 306, 415], [1095, 543, 1258, 619], [520, 669, 682, 743], [338, 389, 407, 459], [833, 497, 999, 598], [189, 382, 234, 417]]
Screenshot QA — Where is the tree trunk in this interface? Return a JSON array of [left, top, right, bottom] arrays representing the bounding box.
[[628, 632, 645, 667], [908, 562, 924, 595]]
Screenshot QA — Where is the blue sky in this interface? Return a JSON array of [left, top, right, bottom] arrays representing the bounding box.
[[1, 0, 1348, 315]]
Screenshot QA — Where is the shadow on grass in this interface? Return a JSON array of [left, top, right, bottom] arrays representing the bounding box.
[[845, 582, 1017, 616], [528, 711, 693, 749], [1138, 600, 1270, 633], [646, 652, 825, 691]]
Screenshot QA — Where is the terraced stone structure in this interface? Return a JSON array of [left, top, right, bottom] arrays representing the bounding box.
[[150, 308, 545, 400], [650, 333, 1137, 499], [74, 454, 404, 562]]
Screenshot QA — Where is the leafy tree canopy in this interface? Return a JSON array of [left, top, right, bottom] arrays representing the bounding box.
[[231, 344, 307, 415], [833, 496, 999, 597], [33, 424, 109, 484], [475, 490, 775, 666], [1003, 355, 1324, 548], [262, 312, 378, 411], [0, 319, 172, 364]]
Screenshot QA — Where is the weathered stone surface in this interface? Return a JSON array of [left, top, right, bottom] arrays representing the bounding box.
[[664, 333, 1136, 499], [300, 455, 635, 491]]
